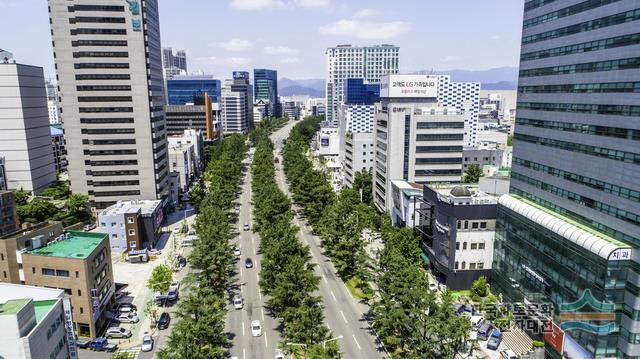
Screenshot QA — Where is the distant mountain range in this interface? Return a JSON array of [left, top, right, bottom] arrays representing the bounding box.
[[278, 67, 519, 97]]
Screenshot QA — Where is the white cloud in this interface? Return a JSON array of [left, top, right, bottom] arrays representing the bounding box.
[[319, 19, 411, 40], [295, 0, 329, 8], [264, 45, 299, 55], [354, 8, 378, 18], [490, 35, 501, 40], [229, 0, 285, 10], [281, 57, 299, 63], [224, 57, 252, 65], [216, 38, 253, 52], [195, 56, 252, 66], [441, 55, 458, 62]]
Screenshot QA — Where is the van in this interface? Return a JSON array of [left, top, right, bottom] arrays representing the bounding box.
[[477, 322, 494, 340]]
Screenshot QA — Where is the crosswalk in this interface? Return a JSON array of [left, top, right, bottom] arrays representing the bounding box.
[[114, 347, 140, 358]]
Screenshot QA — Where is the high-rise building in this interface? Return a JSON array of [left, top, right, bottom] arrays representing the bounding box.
[[325, 44, 399, 124], [373, 74, 466, 212], [49, 0, 169, 209], [253, 69, 278, 118], [0, 191, 18, 236], [0, 283, 75, 359], [492, 2, 640, 357], [174, 49, 187, 72], [162, 47, 187, 78], [45, 80, 61, 124], [221, 71, 253, 134], [162, 47, 174, 69], [50, 125, 67, 173], [437, 76, 480, 148], [0, 61, 56, 194], [282, 99, 300, 121], [166, 75, 220, 105]]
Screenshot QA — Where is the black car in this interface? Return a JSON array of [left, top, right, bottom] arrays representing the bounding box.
[[245, 258, 253, 268], [157, 312, 171, 330]]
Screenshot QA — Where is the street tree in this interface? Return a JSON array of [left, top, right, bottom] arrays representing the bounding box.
[[147, 264, 173, 294]]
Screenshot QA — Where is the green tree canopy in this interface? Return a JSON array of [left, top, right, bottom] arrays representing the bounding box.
[[463, 164, 483, 183], [147, 264, 173, 293]]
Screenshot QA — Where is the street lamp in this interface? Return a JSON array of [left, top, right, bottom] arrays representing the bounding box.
[[322, 335, 343, 348]]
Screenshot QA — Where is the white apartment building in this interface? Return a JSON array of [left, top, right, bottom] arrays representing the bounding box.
[[0, 62, 56, 194], [47, 100, 60, 124], [0, 283, 74, 359], [97, 199, 163, 252], [343, 131, 375, 187], [437, 75, 480, 148], [168, 143, 195, 192], [325, 44, 399, 124], [316, 125, 340, 159], [49, 0, 169, 209], [373, 75, 466, 212]]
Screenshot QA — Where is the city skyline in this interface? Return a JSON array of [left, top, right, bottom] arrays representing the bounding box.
[[2, 0, 524, 80]]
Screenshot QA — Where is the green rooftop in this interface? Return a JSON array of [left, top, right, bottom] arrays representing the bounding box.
[[28, 231, 107, 259], [0, 299, 30, 316], [33, 300, 57, 323]]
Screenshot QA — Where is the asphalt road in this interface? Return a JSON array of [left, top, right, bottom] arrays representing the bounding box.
[[270, 122, 387, 359], [227, 146, 281, 359]]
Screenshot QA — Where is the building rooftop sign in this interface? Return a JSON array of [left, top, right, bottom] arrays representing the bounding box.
[[381, 74, 438, 98]]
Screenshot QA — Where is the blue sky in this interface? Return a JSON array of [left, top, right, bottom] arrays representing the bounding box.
[[0, 0, 524, 80]]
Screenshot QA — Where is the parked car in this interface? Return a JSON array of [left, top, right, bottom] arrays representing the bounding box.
[[245, 258, 253, 268], [158, 312, 171, 330], [75, 338, 91, 349], [116, 312, 139, 323], [141, 335, 154, 352], [487, 329, 503, 350], [117, 303, 137, 313], [105, 327, 132, 339], [177, 255, 187, 267], [275, 351, 286, 359], [148, 248, 161, 256], [500, 349, 519, 359], [83, 223, 96, 231], [251, 320, 262, 337], [235, 207, 241, 214], [167, 287, 179, 301], [233, 246, 241, 256], [87, 338, 117, 352], [233, 295, 243, 310], [477, 322, 494, 341], [243, 224, 250, 231], [169, 281, 180, 291]]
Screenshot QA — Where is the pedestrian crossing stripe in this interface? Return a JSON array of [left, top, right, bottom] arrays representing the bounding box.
[[114, 347, 140, 358]]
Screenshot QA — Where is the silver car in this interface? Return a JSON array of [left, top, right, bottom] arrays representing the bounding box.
[[141, 334, 154, 352], [105, 327, 132, 339]]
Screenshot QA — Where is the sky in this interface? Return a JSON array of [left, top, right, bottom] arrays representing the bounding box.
[[0, 0, 524, 80]]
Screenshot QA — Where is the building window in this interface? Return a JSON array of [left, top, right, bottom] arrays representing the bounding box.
[[470, 263, 476, 269], [455, 262, 459, 269], [472, 222, 479, 229], [56, 270, 69, 277], [63, 288, 72, 295], [457, 221, 461, 229], [42, 268, 55, 276], [129, 241, 136, 248], [77, 289, 81, 296], [461, 262, 466, 269], [480, 222, 487, 229], [79, 307, 83, 314], [463, 242, 467, 250], [32, 267, 35, 274], [456, 242, 460, 250], [464, 221, 468, 229], [100, 222, 106, 227], [0, 253, 3, 260], [128, 229, 135, 236], [478, 243, 485, 250], [470, 243, 478, 250], [2, 271, 5, 278], [478, 262, 484, 269], [127, 216, 134, 224], [111, 222, 116, 227]]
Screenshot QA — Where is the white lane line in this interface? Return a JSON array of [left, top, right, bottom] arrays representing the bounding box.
[[340, 310, 348, 324], [243, 349, 246, 359], [264, 332, 268, 348], [256, 272, 260, 284], [323, 274, 328, 284], [259, 290, 262, 300], [330, 290, 337, 302], [261, 307, 265, 321], [242, 322, 245, 337], [253, 247, 256, 255], [352, 335, 361, 350]]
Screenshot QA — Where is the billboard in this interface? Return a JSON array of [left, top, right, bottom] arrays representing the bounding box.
[[320, 137, 330, 147], [544, 321, 565, 355], [380, 75, 438, 98]]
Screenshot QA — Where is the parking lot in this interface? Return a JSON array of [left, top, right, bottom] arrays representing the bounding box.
[[78, 207, 197, 358]]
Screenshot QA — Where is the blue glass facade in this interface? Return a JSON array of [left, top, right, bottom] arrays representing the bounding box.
[[343, 78, 380, 105], [253, 69, 278, 117], [167, 76, 221, 105]]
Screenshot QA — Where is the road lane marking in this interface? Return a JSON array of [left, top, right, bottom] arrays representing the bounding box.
[[340, 310, 348, 324], [352, 335, 361, 350], [261, 307, 265, 321], [323, 274, 328, 284], [242, 322, 245, 337], [243, 349, 246, 359], [330, 290, 337, 302], [264, 332, 268, 348], [256, 272, 259, 283], [253, 247, 256, 255], [259, 290, 262, 300]]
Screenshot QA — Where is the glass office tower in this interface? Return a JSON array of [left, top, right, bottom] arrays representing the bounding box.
[[167, 75, 221, 105], [253, 69, 278, 118], [343, 78, 380, 105], [492, 1, 640, 357]]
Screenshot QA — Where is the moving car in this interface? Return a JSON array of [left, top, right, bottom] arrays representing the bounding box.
[[500, 349, 519, 359], [233, 295, 243, 310], [141, 335, 154, 352], [105, 327, 132, 339], [158, 312, 171, 330], [235, 207, 240, 214], [245, 258, 253, 268], [243, 224, 250, 231], [116, 312, 139, 323], [251, 320, 262, 337], [487, 329, 503, 350], [233, 246, 241, 256]]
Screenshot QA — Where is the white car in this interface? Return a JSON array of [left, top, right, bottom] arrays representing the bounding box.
[[169, 281, 180, 291], [116, 312, 139, 323], [233, 295, 243, 310], [243, 224, 250, 231], [141, 334, 154, 352], [235, 207, 240, 214], [105, 327, 132, 339], [233, 247, 241, 256], [148, 248, 161, 256], [275, 352, 286, 359], [251, 320, 262, 337], [172, 227, 181, 234]]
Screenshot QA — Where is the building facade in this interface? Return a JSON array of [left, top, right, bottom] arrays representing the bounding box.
[[0, 284, 74, 359], [437, 75, 480, 148], [0, 192, 18, 236], [50, 126, 67, 173], [221, 72, 253, 134], [253, 69, 278, 118], [166, 75, 220, 105], [416, 185, 496, 290], [165, 101, 221, 140], [0, 62, 56, 194], [390, 180, 423, 228], [49, 0, 169, 209], [325, 44, 399, 124], [282, 100, 300, 120], [343, 131, 375, 187], [492, 1, 640, 357], [97, 200, 163, 252]]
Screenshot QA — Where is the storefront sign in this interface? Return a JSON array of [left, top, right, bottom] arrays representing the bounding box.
[[63, 297, 78, 359]]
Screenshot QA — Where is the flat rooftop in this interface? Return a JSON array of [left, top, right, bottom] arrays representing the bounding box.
[[99, 199, 162, 217], [33, 300, 57, 323], [28, 231, 106, 259], [0, 299, 29, 316]]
